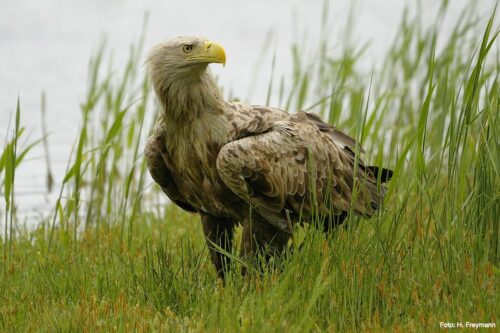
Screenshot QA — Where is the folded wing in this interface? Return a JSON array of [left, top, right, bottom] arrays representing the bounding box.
[[217, 108, 390, 232]]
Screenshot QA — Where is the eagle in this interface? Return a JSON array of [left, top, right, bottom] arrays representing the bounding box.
[[145, 37, 392, 278]]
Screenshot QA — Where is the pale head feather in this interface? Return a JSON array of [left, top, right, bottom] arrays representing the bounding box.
[[146, 36, 225, 122], [147, 36, 230, 167]]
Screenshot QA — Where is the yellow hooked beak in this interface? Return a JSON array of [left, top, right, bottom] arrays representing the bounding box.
[[188, 40, 226, 66]]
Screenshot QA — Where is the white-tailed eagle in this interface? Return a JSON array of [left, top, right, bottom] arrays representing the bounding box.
[[145, 37, 392, 278]]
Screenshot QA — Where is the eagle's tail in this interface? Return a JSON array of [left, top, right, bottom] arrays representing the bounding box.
[[364, 166, 393, 213], [366, 166, 393, 183]]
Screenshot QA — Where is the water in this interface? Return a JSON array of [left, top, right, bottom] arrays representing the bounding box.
[[0, 0, 495, 221]]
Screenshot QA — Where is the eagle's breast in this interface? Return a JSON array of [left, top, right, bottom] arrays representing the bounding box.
[[161, 113, 243, 217]]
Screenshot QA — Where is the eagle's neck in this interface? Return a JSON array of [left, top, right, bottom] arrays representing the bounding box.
[[155, 68, 224, 121], [152, 68, 230, 165]]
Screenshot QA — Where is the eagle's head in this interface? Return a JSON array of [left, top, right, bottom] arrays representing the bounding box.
[[147, 36, 226, 82], [146, 37, 227, 119]]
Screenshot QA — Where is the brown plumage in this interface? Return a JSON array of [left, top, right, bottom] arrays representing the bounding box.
[[145, 36, 392, 278]]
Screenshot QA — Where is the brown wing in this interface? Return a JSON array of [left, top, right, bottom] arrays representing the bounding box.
[[302, 111, 365, 153], [145, 135, 196, 212], [217, 108, 387, 232], [226, 102, 364, 153]]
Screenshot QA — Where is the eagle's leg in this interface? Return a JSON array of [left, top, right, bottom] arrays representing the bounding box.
[[240, 216, 290, 275], [200, 214, 235, 279]]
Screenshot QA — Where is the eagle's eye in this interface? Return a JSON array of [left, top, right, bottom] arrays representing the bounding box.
[[183, 45, 193, 53]]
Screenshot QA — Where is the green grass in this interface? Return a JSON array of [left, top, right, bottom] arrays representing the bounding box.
[[1, 3, 499, 332]]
